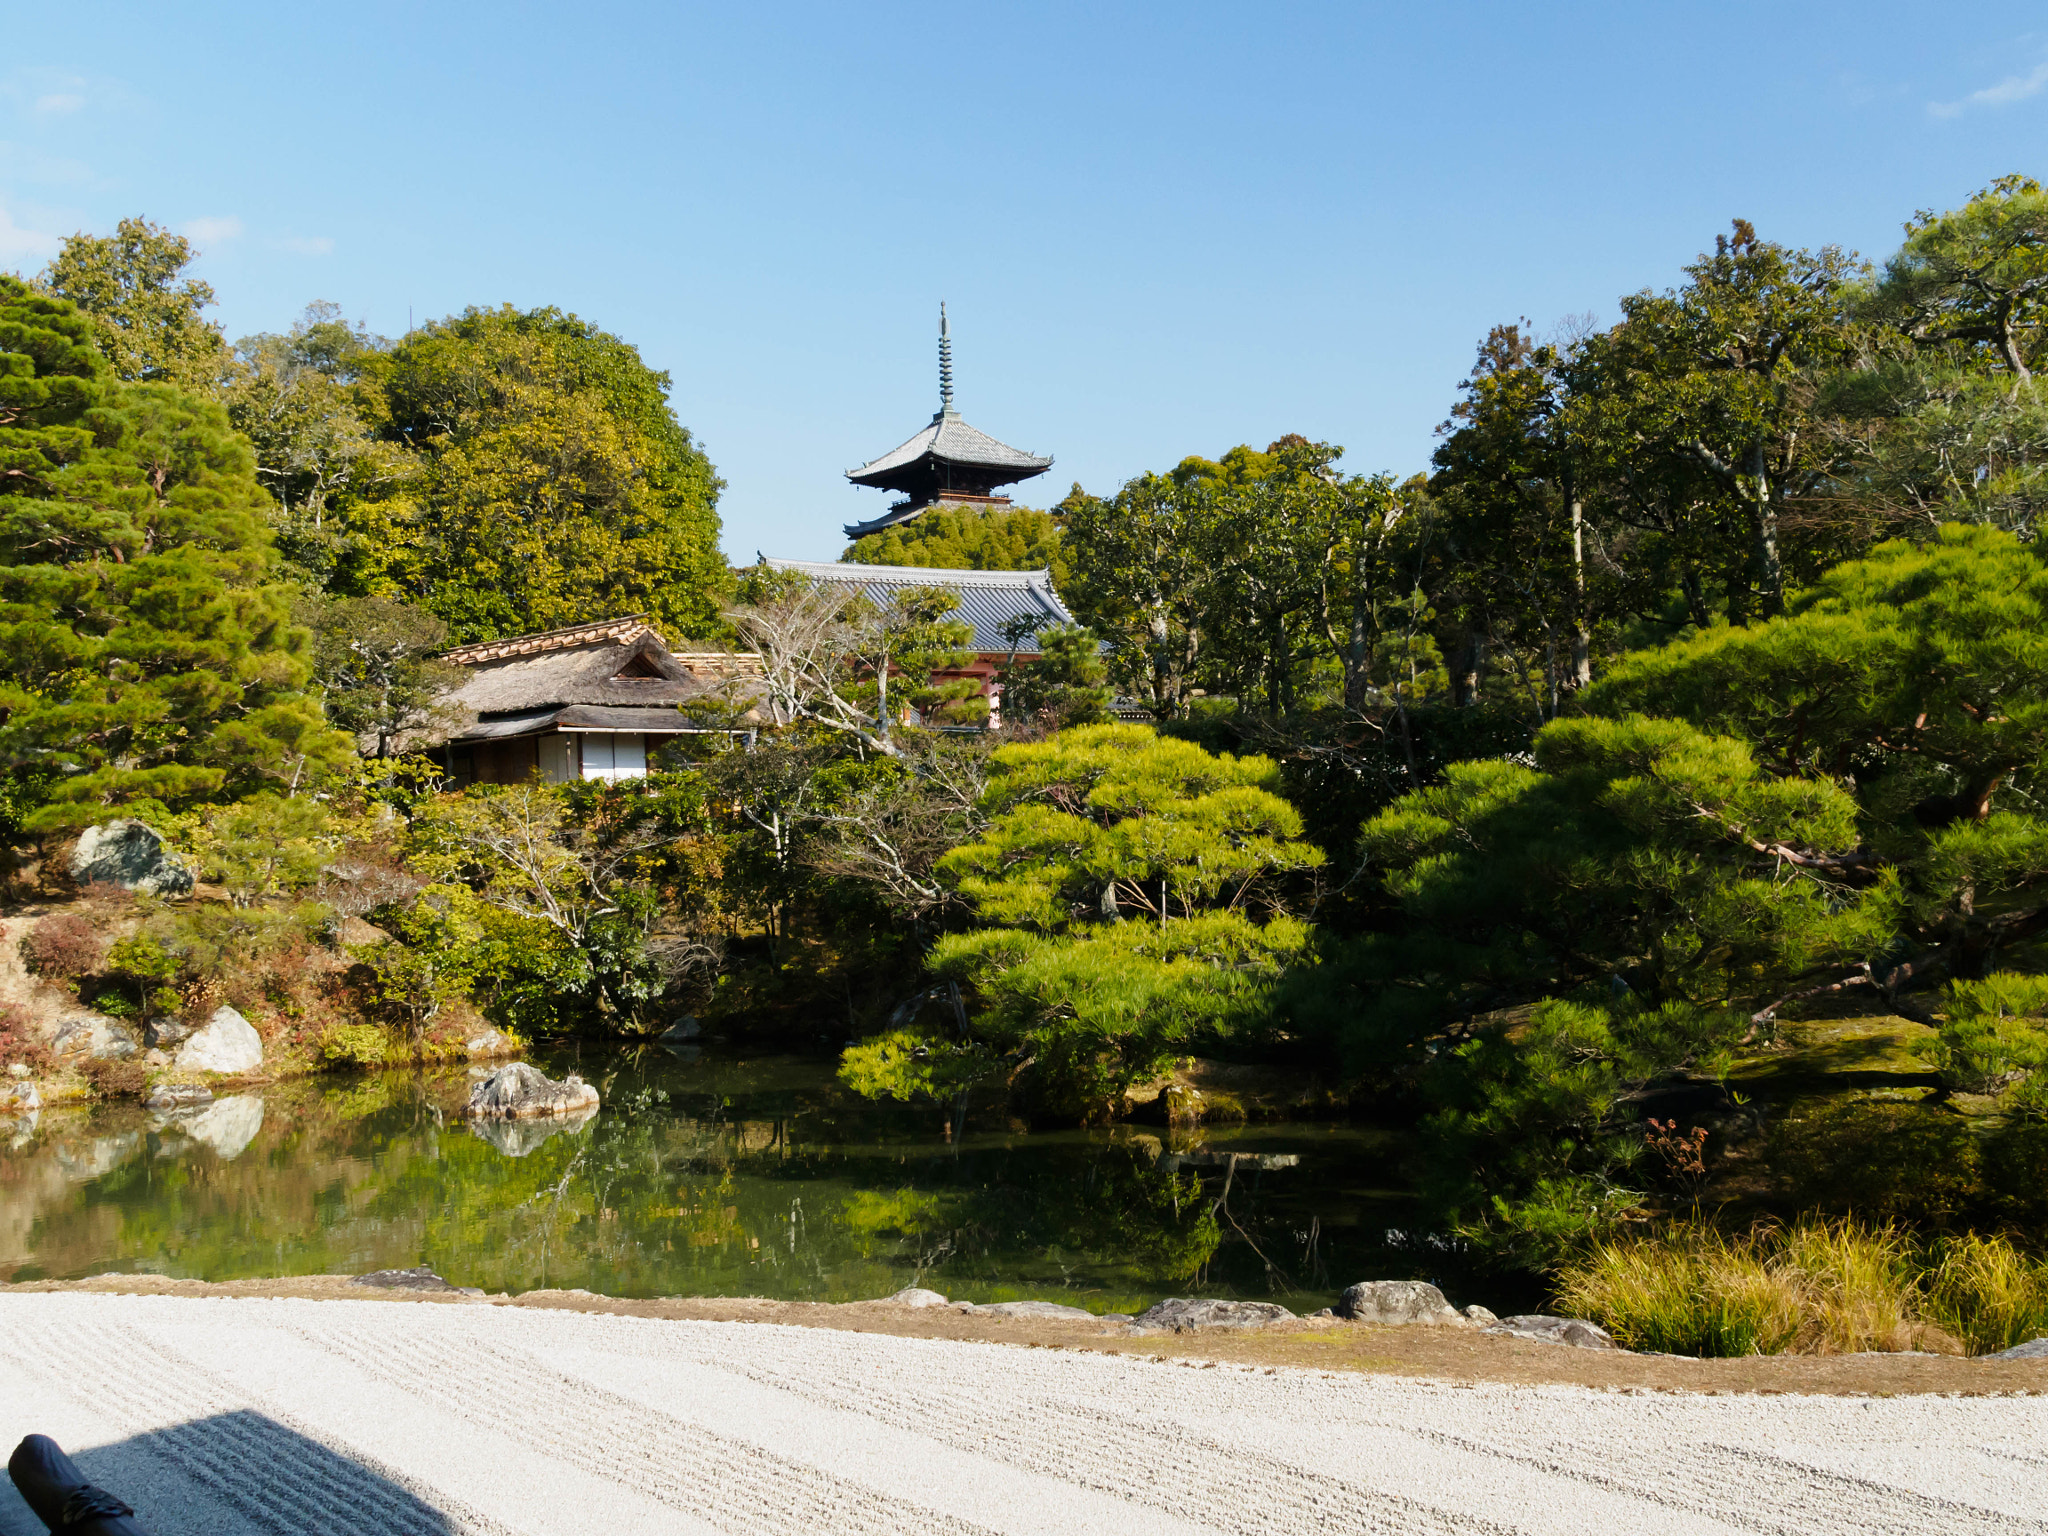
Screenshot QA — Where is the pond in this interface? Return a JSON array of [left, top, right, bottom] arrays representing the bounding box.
[[0, 1045, 1530, 1316]]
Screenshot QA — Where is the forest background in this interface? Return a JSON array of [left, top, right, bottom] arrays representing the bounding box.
[[6, 176, 2048, 1282]]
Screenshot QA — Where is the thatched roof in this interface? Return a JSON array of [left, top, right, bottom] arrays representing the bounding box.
[[440, 617, 760, 742]]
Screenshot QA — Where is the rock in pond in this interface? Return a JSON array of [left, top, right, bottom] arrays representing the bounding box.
[[468, 1062, 600, 1121], [174, 1006, 264, 1075], [1134, 1298, 1295, 1331], [1335, 1280, 1464, 1325], [2, 1080, 40, 1114], [1485, 1314, 1618, 1350], [1986, 1336, 2048, 1360], [69, 819, 197, 897], [52, 1014, 141, 1062], [883, 1287, 950, 1308]]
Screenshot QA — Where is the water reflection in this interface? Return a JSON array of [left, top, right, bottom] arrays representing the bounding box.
[[0, 1046, 1471, 1313]]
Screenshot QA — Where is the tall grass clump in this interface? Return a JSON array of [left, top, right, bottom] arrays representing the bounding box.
[[1552, 1220, 2040, 1356], [1925, 1234, 2048, 1356], [1553, 1228, 1803, 1355]]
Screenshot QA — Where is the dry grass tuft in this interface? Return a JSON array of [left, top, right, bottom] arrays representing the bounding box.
[[1556, 1219, 2045, 1357]]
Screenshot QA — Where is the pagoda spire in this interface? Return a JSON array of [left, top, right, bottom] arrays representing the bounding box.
[[938, 302, 955, 417]]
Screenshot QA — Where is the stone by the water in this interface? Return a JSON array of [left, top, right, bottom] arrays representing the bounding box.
[[468, 1062, 600, 1120], [52, 1015, 140, 1062], [883, 1287, 949, 1308], [1335, 1279, 1464, 1325], [69, 820, 197, 897], [173, 1006, 264, 1075], [660, 1016, 701, 1042], [353, 1266, 468, 1292], [1133, 1298, 1295, 1331], [146, 1016, 194, 1049], [464, 1028, 516, 1058], [1485, 1314, 1618, 1350]]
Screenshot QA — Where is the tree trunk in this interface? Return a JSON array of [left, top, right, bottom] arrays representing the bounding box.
[[1747, 440, 1784, 618], [1569, 494, 1592, 688]]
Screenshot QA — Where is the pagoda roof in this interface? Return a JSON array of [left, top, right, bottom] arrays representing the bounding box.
[[846, 410, 1052, 487]]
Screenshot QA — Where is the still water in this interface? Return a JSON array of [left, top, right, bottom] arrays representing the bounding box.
[[0, 1045, 1495, 1316]]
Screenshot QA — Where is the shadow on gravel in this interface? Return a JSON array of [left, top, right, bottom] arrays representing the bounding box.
[[0, 1412, 462, 1536]]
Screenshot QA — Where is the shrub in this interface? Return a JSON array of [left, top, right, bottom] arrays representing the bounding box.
[[80, 1056, 147, 1100], [318, 1023, 390, 1069], [0, 1003, 51, 1073], [18, 914, 106, 985]]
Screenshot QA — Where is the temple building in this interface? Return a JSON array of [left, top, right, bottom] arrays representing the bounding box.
[[841, 305, 1052, 540]]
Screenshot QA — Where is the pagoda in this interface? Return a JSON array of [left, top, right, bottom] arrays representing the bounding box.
[[843, 305, 1052, 540]]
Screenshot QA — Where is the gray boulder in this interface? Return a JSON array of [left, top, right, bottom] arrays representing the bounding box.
[[1464, 1304, 1499, 1326], [145, 1016, 194, 1049], [1134, 1298, 1295, 1331], [2, 1080, 40, 1115], [660, 1016, 701, 1042], [468, 1062, 600, 1120], [1985, 1336, 2048, 1360], [882, 1287, 950, 1308], [1335, 1279, 1463, 1325], [352, 1266, 481, 1295], [464, 1027, 515, 1058], [174, 1006, 263, 1075], [1485, 1314, 1618, 1350], [52, 1014, 141, 1061], [144, 1084, 213, 1111], [69, 820, 196, 897]]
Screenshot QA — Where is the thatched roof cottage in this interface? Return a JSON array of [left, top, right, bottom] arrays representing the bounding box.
[[438, 617, 759, 785]]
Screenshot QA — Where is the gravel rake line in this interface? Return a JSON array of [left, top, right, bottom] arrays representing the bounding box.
[[0, 1315, 516, 1536], [714, 1352, 1520, 1536], [306, 1324, 1002, 1536], [1396, 1422, 2046, 1536]]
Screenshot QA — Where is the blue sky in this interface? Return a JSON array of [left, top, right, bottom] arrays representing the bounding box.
[[6, 3, 2047, 563]]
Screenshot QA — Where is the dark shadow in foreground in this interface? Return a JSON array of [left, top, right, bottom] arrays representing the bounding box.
[[0, 1413, 469, 1536]]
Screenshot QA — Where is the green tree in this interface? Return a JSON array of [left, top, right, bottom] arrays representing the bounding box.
[[1875, 174, 2048, 390], [0, 277, 352, 829], [844, 503, 1067, 583], [219, 302, 405, 587], [36, 217, 232, 389], [300, 593, 467, 758], [341, 305, 727, 643], [1566, 220, 1864, 621], [998, 621, 1112, 728], [844, 725, 1325, 1114]]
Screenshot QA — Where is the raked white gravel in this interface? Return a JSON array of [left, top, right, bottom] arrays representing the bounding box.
[[0, 1292, 2043, 1535]]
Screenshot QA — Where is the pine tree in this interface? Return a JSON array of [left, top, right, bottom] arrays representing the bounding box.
[[0, 276, 350, 831]]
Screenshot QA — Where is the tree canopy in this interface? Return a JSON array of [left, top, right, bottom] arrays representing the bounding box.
[[0, 276, 349, 830]]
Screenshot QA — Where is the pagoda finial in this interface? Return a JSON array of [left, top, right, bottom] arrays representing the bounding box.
[[938, 302, 955, 416]]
